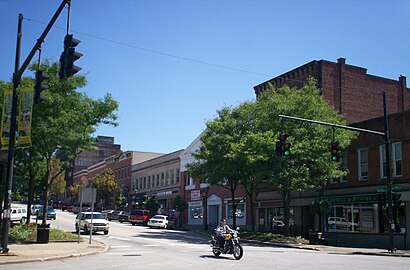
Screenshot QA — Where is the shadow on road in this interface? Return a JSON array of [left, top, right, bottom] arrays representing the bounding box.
[[200, 255, 237, 260]]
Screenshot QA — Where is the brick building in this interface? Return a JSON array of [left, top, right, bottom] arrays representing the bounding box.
[[254, 58, 409, 124], [252, 58, 410, 249], [72, 150, 163, 209], [130, 150, 183, 214]]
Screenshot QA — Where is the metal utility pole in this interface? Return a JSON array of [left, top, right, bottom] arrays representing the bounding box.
[[383, 92, 395, 252], [1, 0, 70, 254], [1, 13, 23, 254]]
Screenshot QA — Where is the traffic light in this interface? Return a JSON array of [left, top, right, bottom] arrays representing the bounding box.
[[59, 34, 82, 80], [392, 192, 402, 208], [283, 142, 291, 157], [276, 133, 291, 158], [34, 70, 49, 104], [330, 141, 339, 162]]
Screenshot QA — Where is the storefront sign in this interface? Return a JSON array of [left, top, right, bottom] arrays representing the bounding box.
[[191, 190, 201, 201], [323, 195, 378, 204]]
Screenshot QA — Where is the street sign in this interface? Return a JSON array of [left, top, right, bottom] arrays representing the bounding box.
[[376, 185, 405, 193]]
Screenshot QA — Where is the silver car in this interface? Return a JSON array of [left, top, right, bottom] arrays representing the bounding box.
[[75, 212, 109, 235]]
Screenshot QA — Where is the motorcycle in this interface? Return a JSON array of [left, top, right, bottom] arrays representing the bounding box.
[[210, 229, 243, 260]]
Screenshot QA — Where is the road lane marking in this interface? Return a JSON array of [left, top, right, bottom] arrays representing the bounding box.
[[109, 236, 131, 241]]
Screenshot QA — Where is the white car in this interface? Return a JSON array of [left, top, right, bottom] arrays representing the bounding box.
[[10, 207, 27, 224], [328, 217, 359, 230], [75, 212, 109, 235], [147, 215, 174, 229]]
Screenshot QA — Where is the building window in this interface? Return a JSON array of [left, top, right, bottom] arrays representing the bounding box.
[[171, 170, 175, 185], [379, 145, 388, 179], [393, 142, 403, 177], [148, 176, 151, 189], [161, 173, 165, 186], [330, 152, 348, 184], [143, 177, 146, 189], [176, 169, 180, 183], [226, 201, 246, 226], [358, 148, 368, 181], [380, 143, 403, 178], [186, 177, 195, 186], [156, 174, 160, 187], [340, 152, 348, 183]]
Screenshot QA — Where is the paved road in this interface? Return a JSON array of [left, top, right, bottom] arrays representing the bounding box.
[[3, 210, 409, 270]]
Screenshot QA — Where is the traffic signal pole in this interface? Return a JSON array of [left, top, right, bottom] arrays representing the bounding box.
[[1, 0, 70, 254], [279, 92, 396, 252]]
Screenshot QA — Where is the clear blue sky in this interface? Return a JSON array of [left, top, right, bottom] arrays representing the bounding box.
[[1, 0, 409, 154]]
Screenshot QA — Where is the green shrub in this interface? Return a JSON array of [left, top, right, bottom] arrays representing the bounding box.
[[8, 224, 36, 241], [6, 224, 77, 242]]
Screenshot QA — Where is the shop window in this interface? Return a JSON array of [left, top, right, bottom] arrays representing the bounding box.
[[226, 201, 246, 226], [327, 203, 377, 233]]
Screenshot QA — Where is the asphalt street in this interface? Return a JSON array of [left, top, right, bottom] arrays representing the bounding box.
[[1, 210, 409, 270]]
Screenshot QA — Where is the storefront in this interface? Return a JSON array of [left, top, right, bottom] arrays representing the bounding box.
[[256, 201, 295, 232], [322, 194, 406, 234]]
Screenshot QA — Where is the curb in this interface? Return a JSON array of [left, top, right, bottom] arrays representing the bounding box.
[[0, 240, 109, 265]]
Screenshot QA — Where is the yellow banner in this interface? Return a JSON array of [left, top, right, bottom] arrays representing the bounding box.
[[17, 88, 34, 149], [1, 89, 13, 150]]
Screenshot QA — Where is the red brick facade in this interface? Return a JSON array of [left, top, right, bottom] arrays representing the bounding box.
[[254, 58, 409, 124]]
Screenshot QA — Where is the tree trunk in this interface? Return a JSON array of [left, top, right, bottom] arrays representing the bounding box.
[[248, 189, 255, 232], [230, 184, 237, 228]]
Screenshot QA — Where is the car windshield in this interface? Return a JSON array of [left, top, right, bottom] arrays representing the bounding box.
[[152, 215, 165, 220], [48, 206, 54, 211], [84, 213, 104, 219]]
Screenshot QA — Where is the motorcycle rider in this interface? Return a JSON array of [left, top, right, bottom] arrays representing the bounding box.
[[215, 218, 233, 251]]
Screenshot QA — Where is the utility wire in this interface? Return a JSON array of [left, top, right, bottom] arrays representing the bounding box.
[[25, 17, 403, 93], [25, 17, 271, 78]]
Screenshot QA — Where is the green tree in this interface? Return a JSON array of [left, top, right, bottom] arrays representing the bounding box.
[[187, 107, 245, 228], [143, 192, 159, 213], [92, 168, 119, 208], [0, 60, 119, 224], [172, 195, 188, 228], [188, 78, 356, 234], [253, 78, 356, 235]]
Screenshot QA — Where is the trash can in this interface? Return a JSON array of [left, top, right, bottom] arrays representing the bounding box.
[[37, 223, 50, 244], [308, 230, 320, 244]]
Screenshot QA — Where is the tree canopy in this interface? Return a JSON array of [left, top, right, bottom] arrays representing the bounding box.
[[0, 60, 119, 222], [188, 78, 356, 233]]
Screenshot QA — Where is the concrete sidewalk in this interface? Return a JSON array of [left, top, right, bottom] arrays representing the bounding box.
[[0, 240, 108, 265]]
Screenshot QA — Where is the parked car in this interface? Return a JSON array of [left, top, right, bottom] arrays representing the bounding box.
[[75, 212, 109, 235], [107, 210, 123, 221], [53, 201, 63, 209], [72, 203, 91, 214], [37, 206, 57, 220], [118, 212, 130, 223], [328, 217, 359, 230], [101, 209, 114, 219], [147, 215, 174, 229], [129, 209, 152, 226], [10, 207, 27, 224]]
